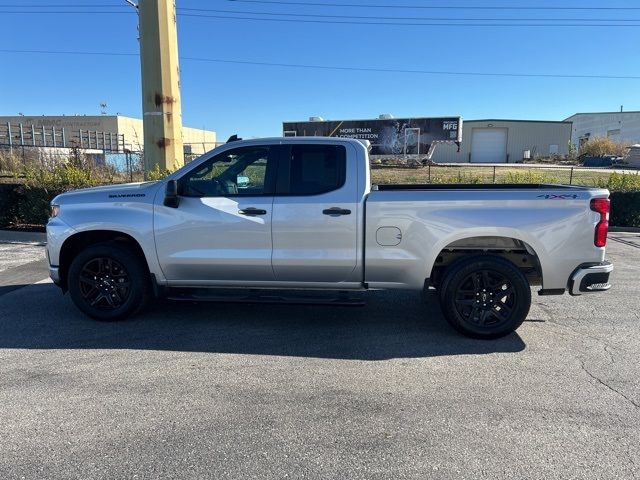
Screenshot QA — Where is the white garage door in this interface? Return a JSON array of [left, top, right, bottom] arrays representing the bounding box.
[[470, 128, 508, 163]]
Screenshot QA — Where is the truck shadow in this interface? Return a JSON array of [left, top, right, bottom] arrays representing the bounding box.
[[0, 284, 526, 360]]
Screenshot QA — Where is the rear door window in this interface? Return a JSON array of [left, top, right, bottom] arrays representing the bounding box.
[[277, 145, 346, 195]]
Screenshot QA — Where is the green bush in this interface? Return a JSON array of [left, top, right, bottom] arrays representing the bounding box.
[[17, 165, 102, 226], [0, 165, 102, 227], [146, 164, 173, 181], [610, 191, 640, 228], [594, 171, 640, 191], [0, 184, 22, 227]]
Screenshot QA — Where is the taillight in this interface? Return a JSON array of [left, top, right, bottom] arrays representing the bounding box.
[[590, 198, 610, 248]]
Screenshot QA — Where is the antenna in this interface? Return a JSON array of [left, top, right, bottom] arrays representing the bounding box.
[[100, 103, 108, 115]]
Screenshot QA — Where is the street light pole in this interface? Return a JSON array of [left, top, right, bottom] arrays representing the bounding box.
[[138, 0, 184, 176]]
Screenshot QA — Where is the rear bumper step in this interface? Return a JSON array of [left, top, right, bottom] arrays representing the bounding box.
[[569, 261, 613, 296]]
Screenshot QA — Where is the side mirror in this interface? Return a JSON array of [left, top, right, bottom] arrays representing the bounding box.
[[164, 180, 180, 208]]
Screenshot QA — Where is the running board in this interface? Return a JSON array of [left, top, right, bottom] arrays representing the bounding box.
[[166, 289, 365, 307]]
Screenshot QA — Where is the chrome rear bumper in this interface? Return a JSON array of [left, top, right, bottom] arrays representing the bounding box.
[[569, 261, 613, 296]]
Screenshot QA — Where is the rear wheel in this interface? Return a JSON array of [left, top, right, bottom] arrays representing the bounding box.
[[67, 242, 149, 321], [439, 256, 531, 339]]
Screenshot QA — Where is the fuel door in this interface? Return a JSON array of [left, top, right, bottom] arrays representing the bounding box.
[[376, 226, 402, 246]]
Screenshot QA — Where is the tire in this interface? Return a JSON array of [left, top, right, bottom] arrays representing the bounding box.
[[67, 242, 149, 321], [438, 255, 531, 339]]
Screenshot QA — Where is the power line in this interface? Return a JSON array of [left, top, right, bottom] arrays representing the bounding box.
[[0, 3, 127, 7], [181, 56, 640, 80], [0, 49, 638, 80], [0, 10, 129, 14], [4, 0, 638, 10], [0, 3, 126, 5], [2, 9, 637, 26], [174, 13, 640, 27], [0, 49, 137, 57], [178, 7, 640, 22], [3, 4, 639, 21], [226, 0, 640, 11]]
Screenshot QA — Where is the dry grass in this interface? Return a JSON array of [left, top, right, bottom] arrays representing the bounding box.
[[579, 137, 629, 157], [370, 165, 636, 188]]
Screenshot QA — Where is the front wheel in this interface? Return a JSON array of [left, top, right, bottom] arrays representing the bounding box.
[[67, 242, 149, 321], [439, 256, 531, 339]]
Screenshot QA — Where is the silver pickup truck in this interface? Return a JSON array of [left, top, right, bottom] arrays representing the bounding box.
[[47, 137, 613, 338]]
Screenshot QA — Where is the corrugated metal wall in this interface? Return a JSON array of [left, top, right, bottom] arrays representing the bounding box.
[[432, 120, 572, 163], [565, 112, 640, 146]]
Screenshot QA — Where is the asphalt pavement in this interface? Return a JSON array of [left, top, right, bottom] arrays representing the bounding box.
[[0, 232, 638, 479]]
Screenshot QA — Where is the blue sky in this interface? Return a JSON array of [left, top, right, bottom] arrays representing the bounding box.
[[0, 0, 639, 139]]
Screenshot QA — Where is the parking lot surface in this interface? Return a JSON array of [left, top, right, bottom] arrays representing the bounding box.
[[0, 233, 638, 479]]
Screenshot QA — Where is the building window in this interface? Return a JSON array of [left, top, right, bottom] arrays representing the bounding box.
[[549, 144, 559, 155]]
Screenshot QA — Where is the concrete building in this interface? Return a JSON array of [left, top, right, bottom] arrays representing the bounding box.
[[564, 111, 640, 149], [0, 115, 217, 155], [432, 119, 572, 163]]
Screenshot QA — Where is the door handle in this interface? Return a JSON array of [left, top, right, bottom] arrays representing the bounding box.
[[323, 207, 351, 216], [239, 207, 267, 216]]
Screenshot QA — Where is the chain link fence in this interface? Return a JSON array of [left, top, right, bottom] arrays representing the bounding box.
[[1, 142, 637, 189]]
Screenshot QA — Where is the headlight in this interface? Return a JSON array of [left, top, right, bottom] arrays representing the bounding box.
[[50, 204, 60, 218]]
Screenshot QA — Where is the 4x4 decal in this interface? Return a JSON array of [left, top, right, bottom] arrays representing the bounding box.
[[537, 194, 579, 199]]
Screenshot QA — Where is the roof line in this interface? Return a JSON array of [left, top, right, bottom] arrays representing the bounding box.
[[283, 116, 461, 124], [467, 119, 572, 124], [564, 111, 640, 120]]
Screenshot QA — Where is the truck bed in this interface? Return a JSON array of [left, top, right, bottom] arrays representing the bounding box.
[[364, 183, 608, 291], [373, 183, 592, 191]]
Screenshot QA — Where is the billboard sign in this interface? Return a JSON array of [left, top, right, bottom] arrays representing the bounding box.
[[283, 116, 462, 156]]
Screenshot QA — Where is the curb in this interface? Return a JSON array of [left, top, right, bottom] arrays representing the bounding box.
[[0, 230, 47, 245], [610, 226, 640, 233]]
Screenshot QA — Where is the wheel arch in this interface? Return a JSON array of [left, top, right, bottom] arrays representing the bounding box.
[[58, 230, 150, 290], [428, 232, 546, 289]]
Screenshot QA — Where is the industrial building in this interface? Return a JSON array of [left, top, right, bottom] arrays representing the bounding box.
[[431, 119, 573, 163], [0, 115, 217, 155], [564, 111, 640, 148]]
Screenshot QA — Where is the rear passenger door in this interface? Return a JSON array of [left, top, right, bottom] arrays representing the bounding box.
[[271, 143, 359, 283]]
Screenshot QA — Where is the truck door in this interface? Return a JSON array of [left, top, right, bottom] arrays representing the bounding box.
[[154, 145, 277, 282], [271, 143, 359, 283]]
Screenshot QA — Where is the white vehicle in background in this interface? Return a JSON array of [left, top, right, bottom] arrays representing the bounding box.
[[47, 137, 613, 339]]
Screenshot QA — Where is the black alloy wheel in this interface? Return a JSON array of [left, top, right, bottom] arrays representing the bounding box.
[[453, 269, 517, 329], [439, 256, 531, 339], [78, 257, 131, 310], [67, 242, 149, 321]]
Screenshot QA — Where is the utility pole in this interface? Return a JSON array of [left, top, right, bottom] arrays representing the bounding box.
[[138, 0, 184, 175]]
